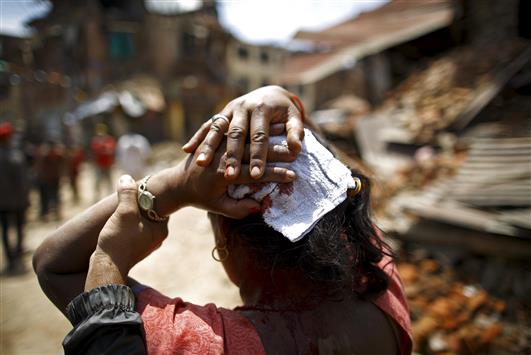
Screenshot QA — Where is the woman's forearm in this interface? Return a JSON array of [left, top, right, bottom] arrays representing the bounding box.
[[33, 165, 186, 311], [33, 193, 117, 312], [33, 194, 117, 275], [84, 251, 126, 291], [34, 168, 183, 272]]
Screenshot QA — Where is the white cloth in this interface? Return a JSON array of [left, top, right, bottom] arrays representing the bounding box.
[[228, 129, 356, 242], [116, 134, 151, 180]]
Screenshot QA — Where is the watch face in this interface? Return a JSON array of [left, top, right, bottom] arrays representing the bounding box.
[[138, 193, 153, 210]]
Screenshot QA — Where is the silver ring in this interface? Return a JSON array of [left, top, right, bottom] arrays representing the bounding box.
[[211, 114, 230, 125]]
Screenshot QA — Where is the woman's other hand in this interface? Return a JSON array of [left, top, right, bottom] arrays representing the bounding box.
[[182, 85, 304, 180], [90, 175, 169, 281], [175, 142, 296, 219]]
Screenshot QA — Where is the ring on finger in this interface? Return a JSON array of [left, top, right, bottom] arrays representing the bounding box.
[[211, 114, 230, 125]]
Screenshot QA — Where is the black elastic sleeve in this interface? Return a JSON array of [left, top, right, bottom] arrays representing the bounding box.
[[62, 284, 146, 355]]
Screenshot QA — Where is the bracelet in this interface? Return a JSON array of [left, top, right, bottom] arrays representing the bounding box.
[[289, 94, 306, 122]]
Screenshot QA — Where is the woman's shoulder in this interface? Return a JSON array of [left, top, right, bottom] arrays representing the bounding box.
[[131, 282, 265, 355], [133, 284, 223, 323], [373, 255, 413, 355], [238, 298, 400, 355]]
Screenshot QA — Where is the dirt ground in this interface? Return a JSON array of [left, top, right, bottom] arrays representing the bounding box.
[[0, 163, 241, 355]]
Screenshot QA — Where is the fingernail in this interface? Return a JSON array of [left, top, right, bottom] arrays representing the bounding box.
[[197, 153, 206, 162], [273, 145, 288, 153], [119, 175, 135, 186], [286, 170, 296, 180], [251, 166, 261, 178], [226, 166, 235, 177], [250, 207, 260, 214]]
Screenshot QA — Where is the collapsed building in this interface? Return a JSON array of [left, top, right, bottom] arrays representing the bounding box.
[[280, 0, 530, 353]]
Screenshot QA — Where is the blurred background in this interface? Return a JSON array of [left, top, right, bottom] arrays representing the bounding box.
[[0, 0, 530, 354]]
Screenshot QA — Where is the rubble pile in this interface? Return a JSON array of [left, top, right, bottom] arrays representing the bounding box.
[[398, 255, 530, 355], [379, 41, 528, 143], [372, 143, 466, 217], [312, 95, 371, 139]]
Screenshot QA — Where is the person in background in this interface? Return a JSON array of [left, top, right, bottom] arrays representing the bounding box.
[[0, 122, 30, 273], [35, 140, 64, 221], [91, 123, 116, 201], [116, 131, 151, 180], [66, 144, 85, 204]]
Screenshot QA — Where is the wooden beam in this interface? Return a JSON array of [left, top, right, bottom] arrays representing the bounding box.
[[451, 46, 531, 131], [396, 220, 531, 258]]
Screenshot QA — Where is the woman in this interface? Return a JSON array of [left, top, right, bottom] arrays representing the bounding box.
[[33, 86, 411, 354]]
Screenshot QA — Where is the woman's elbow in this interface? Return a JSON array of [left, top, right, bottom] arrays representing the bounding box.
[[33, 246, 45, 279], [32, 241, 53, 281]]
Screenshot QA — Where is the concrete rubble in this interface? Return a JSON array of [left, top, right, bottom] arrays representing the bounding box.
[[375, 41, 530, 144]]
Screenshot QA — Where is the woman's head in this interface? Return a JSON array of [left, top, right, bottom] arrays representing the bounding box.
[[209, 170, 393, 300]]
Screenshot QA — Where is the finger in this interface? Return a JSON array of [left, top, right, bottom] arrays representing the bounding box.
[[116, 175, 139, 218], [217, 196, 261, 219], [224, 108, 249, 180], [234, 165, 296, 184], [196, 116, 230, 166], [182, 120, 211, 153], [285, 105, 304, 156], [270, 123, 285, 136], [249, 106, 271, 179], [242, 144, 296, 163]]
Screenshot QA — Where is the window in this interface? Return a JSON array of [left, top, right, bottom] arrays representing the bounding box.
[[238, 46, 249, 60], [260, 50, 269, 64], [182, 32, 196, 55], [108, 32, 135, 59]]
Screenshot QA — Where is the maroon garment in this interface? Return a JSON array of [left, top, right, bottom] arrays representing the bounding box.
[[35, 144, 64, 184], [68, 148, 85, 177]]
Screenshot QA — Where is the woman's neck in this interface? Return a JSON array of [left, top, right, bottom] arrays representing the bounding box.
[[238, 267, 340, 311]]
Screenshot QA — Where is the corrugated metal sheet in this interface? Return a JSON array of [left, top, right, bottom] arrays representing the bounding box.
[[396, 130, 531, 237]]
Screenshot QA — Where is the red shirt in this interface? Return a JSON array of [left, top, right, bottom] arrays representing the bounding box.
[[91, 135, 116, 169], [135, 256, 412, 355], [135, 287, 265, 355]]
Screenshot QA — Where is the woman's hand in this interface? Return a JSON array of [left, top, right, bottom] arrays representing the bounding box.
[[90, 175, 169, 283], [175, 142, 296, 219], [182, 85, 304, 180]]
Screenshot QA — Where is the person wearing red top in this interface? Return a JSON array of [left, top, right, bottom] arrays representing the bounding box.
[[66, 145, 85, 203], [91, 123, 116, 200], [34, 86, 411, 355], [34, 141, 65, 221]]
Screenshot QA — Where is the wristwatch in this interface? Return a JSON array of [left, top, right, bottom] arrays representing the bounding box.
[[137, 175, 169, 223]]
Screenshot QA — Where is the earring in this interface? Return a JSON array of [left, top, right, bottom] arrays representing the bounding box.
[[212, 244, 229, 262], [348, 177, 362, 197]]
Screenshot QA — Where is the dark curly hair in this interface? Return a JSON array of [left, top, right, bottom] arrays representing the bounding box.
[[224, 170, 394, 300]]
